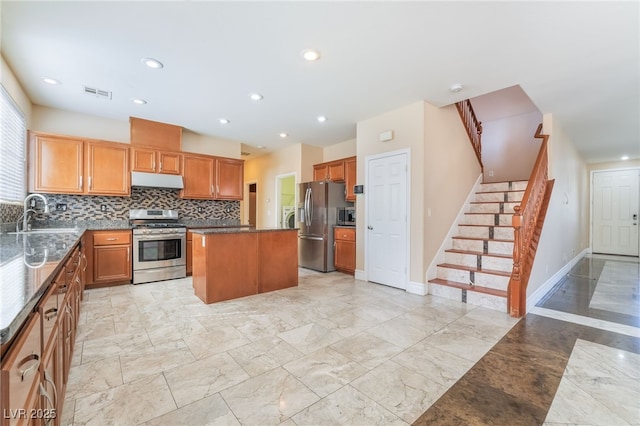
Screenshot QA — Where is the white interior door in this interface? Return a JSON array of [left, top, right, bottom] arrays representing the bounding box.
[[366, 151, 408, 289], [592, 169, 639, 256]]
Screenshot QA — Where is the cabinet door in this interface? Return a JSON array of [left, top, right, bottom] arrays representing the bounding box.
[[328, 161, 345, 182], [85, 141, 130, 196], [158, 152, 182, 175], [181, 154, 215, 199], [313, 164, 328, 181], [93, 246, 132, 284], [334, 228, 356, 274], [130, 147, 156, 173], [215, 158, 244, 200], [345, 157, 357, 201], [29, 133, 84, 194]]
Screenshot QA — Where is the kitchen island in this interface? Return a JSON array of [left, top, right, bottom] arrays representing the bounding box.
[[191, 227, 298, 304]]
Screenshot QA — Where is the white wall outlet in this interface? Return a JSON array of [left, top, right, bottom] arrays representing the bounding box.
[[100, 204, 107, 212], [488, 170, 494, 177]]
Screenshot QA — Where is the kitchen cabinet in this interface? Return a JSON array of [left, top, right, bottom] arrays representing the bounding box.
[[39, 283, 61, 426], [130, 116, 182, 152], [29, 133, 84, 194], [180, 154, 244, 200], [0, 311, 42, 426], [85, 141, 130, 196], [344, 156, 357, 202], [29, 132, 130, 197], [91, 231, 132, 285], [334, 226, 356, 275], [313, 159, 345, 182], [130, 147, 182, 175]]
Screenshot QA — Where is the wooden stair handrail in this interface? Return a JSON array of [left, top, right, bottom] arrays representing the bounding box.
[[508, 123, 552, 317], [455, 100, 483, 172]]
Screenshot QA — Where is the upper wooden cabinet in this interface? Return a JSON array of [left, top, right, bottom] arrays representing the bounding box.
[[344, 156, 357, 201], [313, 159, 345, 182], [130, 146, 182, 175], [30, 133, 84, 194], [29, 132, 130, 196], [130, 116, 182, 151], [216, 157, 244, 200], [313, 156, 357, 200], [86, 141, 130, 196], [180, 154, 244, 200]]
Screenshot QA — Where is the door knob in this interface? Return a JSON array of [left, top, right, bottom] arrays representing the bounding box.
[[367, 225, 373, 230]]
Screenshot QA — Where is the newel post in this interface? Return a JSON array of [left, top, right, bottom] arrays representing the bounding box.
[[509, 206, 523, 317]]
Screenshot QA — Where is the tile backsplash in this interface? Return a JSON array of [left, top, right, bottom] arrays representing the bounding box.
[[1, 187, 240, 224]]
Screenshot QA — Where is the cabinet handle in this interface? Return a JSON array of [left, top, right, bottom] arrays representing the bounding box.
[[17, 353, 40, 381], [79, 176, 83, 189], [211, 185, 214, 195], [44, 307, 58, 321], [88, 176, 92, 190], [152, 158, 156, 170], [106, 237, 118, 241], [39, 382, 55, 425], [159, 161, 163, 171], [42, 369, 58, 417], [82, 253, 88, 271], [66, 305, 74, 338]]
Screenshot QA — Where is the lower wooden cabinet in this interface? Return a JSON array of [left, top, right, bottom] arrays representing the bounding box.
[[86, 230, 132, 286], [334, 227, 356, 275]]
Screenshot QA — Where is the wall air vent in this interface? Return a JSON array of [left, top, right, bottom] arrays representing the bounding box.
[[83, 86, 112, 100], [241, 151, 251, 156]]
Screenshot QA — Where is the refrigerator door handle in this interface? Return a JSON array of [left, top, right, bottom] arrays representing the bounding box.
[[299, 235, 324, 241], [305, 188, 311, 226], [308, 187, 313, 226]]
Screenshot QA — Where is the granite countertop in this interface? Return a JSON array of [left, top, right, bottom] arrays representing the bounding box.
[[0, 229, 84, 344], [191, 227, 299, 235]]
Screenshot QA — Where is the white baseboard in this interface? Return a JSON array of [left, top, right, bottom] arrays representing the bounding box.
[[354, 269, 366, 281], [526, 248, 589, 312], [407, 280, 427, 295]]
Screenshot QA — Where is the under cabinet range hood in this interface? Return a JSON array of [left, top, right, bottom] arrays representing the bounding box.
[[131, 171, 184, 189]]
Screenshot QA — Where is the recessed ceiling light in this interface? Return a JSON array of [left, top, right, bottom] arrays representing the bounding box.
[[131, 98, 147, 105], [450, 84, 463, 93], [301, 49, 321, 61], [317, 116, 327, 123], [257, 145, 265, 149], [141, 58, 164, 69], [42, 77, 61, 85], [219, 118, 230, 124], [279, 133, 288, 138], [621, 155, 630, 160], [249, 93, 263, 101]]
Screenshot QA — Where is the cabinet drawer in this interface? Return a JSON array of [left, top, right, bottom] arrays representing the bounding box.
[[39, 283, 59, 352], [93, 231, 132, 246], [1, 313, 41, 425], [335, 227, 355, 241]]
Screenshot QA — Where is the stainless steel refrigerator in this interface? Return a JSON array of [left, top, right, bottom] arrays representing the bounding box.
[[298, 181, 350, 272]]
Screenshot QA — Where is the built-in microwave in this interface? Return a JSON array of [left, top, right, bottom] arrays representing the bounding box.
[[337, 207, 356, 226]]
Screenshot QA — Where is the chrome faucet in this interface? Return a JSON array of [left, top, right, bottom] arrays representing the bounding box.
[[19, 193, 50, 232]]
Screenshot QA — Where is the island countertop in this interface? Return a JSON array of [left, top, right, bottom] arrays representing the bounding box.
[[190, 227, 298, 235]]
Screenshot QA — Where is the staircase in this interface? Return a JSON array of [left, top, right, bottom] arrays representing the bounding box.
[[428, 180, 528, 312]]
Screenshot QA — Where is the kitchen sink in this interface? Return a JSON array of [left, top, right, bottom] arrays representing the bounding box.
[[8, 228, 81, 235]]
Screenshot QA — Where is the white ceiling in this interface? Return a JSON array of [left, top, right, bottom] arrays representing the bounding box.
[[1, 1, 638, 163]]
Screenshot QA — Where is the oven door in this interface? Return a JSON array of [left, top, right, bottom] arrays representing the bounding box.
[[133, 232, 186, 271]]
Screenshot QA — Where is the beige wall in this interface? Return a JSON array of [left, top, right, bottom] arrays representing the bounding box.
[[482, 111, 542, 182], [323, 138, 356, 162], [1, 55, 32, 125], [355, 101, 426, 283], [423, 103, 482, 273], [528, 114, 589, 297]]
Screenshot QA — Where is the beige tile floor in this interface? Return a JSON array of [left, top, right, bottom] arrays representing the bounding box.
[[63, 269, 520, 425]]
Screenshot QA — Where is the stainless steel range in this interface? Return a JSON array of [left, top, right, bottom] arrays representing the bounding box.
[[130, 209, 186, 284]]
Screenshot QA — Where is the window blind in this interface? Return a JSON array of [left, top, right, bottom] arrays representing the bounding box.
[[0, 84, 26, 203]]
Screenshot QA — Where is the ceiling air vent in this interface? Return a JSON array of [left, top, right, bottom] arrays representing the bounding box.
[[241, 151, 251, 156], [83, 86, 112, 100]]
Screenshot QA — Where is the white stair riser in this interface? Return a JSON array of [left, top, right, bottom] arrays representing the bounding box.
[[480, 181, 528, 192], [488, 240, 514, 255], [458, 226, 514, 240], [469, 202, 520, 214], [444, 252, 513, 272], [474, 191, 524, 203], [463, 214, 513, 226], [429, 283, 507, 312], [436, 267, 510, 291]]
